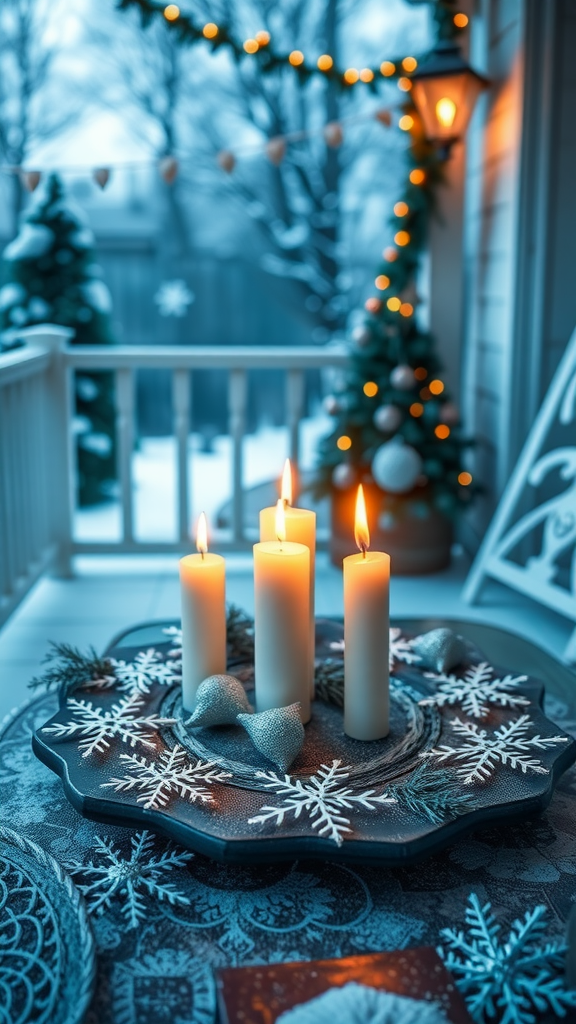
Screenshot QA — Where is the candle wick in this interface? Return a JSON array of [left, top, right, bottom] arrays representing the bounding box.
[[283, 498, 289, 507], [201, 550, 205, 561], [361, 544, 367, 560]]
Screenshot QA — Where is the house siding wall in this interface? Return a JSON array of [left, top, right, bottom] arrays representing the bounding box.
[[461, 0, 525, 545], [461, 0, 576, 549]]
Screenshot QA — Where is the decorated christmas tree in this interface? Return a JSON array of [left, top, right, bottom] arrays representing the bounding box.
[[315, 117, 475, 569], [0, 173, 116, 506]]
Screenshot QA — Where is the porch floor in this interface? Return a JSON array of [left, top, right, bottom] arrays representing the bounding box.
[[0, 552, 573, 723]]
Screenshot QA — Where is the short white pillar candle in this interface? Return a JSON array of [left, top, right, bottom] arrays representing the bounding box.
[[179, 513, 226, 712]]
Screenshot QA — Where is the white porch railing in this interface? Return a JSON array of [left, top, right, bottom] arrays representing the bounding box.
[[0, 325, 348, 626]]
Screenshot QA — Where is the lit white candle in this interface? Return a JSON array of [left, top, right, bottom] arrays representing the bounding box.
[[254, 499, 311, 723], [179, 513, 226, 712], [343, 485, 390, 740], [259, 459, 316, 697]]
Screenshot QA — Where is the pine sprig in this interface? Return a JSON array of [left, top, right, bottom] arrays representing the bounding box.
[[226, 604, 255, 663], [29, 641, 114, 699], [314, 658, 344, 707], [388, 762, 476, 824]]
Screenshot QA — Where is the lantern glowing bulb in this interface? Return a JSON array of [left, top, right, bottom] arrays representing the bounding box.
[[281, 459, 292, 505], [436, 96, 457, 128], [354, 485, 370, 556], [275, 499, 286, 544], [196, 512, 208, 557]]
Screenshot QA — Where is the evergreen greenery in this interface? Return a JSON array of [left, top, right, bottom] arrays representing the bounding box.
[[29, 641, 114, 699], [0, 173, 117, 505]]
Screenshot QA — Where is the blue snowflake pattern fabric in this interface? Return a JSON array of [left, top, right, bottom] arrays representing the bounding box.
[[2, 638, 576, 1024]]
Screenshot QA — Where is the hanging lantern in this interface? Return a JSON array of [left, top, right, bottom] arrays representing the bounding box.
[[21, 170, 41, 192], [266, 137, 286, 166], [410, 42, 489, 147], [93, 167, 111, 189], [323, 121, 344, 148], [217, 150, 236, 173], [159, 155, 179, 184]]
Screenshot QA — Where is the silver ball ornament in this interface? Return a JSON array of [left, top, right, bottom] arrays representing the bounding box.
[[323, 395, 340, 416], [351, 324, 371, 348], [440, 401, 459, 425], [390, 364, 415, 391], [373, 404, 402, 433], [372, 440, 423, 494], [332, 463, 356, 490]]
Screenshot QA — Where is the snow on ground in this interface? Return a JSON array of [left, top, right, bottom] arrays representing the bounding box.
[[74, 414, 332, 543]]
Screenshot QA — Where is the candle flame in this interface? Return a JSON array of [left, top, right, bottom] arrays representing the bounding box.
[[281, 458, 292, 505], [275, 498, 286, 544], [354, 484, 370, 554], [196, 511, 208, 555]]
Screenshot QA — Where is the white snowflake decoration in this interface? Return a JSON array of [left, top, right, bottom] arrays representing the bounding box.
[[42, 693, 177, 758], [162, 625, 182, 659], [329, 629, 422, 672], [154, 279, 194, 317], [389, 627, 422, 671], [111, 648, 180, 695], [438, 892, 576, 1024], [102, 745, 231, 809], [421, 714, 569, 786], [248, 759, 396, 846], [66, 830, 192, 929], [420, 661, 530, 719]]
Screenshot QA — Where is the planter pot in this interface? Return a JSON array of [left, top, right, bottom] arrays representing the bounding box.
[[330, 483, 453, 574]]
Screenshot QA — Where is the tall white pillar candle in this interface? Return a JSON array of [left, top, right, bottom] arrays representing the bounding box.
[[343, 485, 389, 740], [254, 500, 311, 723], [179, 513, 226, 712], [259, 460, 316, 697]]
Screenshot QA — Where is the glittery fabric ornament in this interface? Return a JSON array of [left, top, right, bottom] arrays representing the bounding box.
[[186, 674, 253, 728], [277, 983, 449, 1024], [412, 628, 467, 674], [237, 704, 304, 771]]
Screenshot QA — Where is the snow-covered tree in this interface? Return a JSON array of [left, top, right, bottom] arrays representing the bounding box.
[[0, 174, 117, 505]]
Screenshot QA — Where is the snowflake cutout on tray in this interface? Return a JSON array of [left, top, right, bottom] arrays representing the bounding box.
[[438, 892, 576, 1024], [66, 830, 192, 929], [162, 625, 182, 659], [329, 628, 421, 672], [248, 759, 396, 846], [419, 661, 530, 719], [102, 744, 232, 809], [110, 648, 181, 695], [420, 714, 569, 785], [41, 693, 177, 757]]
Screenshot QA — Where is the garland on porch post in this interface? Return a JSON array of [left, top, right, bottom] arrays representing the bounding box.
[[314, 1, 476, 520]]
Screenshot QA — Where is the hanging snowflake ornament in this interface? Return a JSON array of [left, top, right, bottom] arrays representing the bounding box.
[[248, 759, 396, 846], [66, 830, 192, 929], [102, 745, 231, 809], [154, 279, 194, 317], [41, 693, 177, 758], [421, 714, 569, 785], [111, 648, 181, 695], [438, 892, 576, 1024], [420, 662, 530, 719]]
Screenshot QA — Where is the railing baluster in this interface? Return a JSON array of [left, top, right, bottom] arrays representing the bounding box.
[[116, 368, 134, 545], [286, 368, 305, 495], [228, 368, 247, 543], [172, 368, 191, 544]]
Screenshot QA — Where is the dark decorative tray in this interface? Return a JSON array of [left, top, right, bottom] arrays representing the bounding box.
[[32, 619, 576, 865]]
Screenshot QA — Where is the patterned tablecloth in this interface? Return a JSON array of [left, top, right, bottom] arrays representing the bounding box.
[[1, 619, 575, 1024]]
